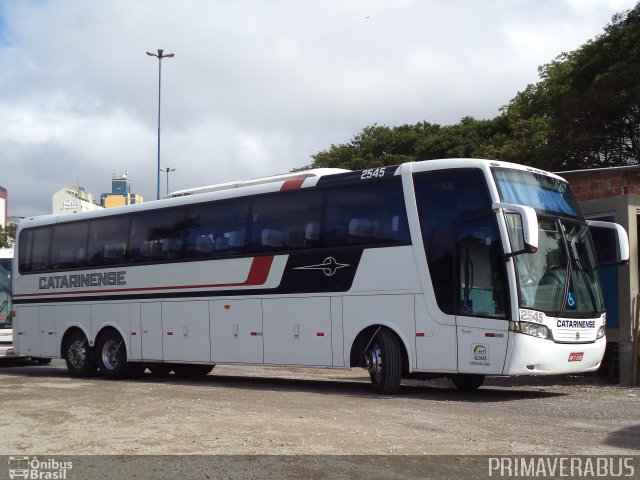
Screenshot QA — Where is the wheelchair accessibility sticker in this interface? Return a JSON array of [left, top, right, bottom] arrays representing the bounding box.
[[566, 291, 576, 309]]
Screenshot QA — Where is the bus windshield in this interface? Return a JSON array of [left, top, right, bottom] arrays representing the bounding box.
[[493, 167, 606, 316], [504, 210, 605, 317], [492, 167, 583, 219], [0, 257, 11, 329]]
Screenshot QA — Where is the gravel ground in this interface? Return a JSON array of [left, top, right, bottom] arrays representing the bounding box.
[[0, 358, 638, 458]]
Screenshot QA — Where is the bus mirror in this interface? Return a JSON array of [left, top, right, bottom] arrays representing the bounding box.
[[587, 220, 629, 265], [493, 202, 539, 254]]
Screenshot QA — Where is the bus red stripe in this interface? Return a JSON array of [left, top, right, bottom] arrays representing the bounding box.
[[280, 178, 305, 191], [13, 255, 275, 298]]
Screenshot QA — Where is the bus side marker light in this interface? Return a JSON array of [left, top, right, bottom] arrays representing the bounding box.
[[416, 332, 425, 337], [224, 304, 231, 310], [167, 332, 174, 336], [131, 332, 137, 336], [317, 332, 325, 336]]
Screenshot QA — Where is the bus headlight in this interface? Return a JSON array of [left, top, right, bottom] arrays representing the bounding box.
[[596, 326, 605, 339], [510, 321, 550, 339]]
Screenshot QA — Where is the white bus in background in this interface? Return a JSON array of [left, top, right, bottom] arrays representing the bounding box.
[[0, 248, 30, 361], [11, 159, 628, 393], [1, 248, 50, 364], [0, 248, 19, 357]]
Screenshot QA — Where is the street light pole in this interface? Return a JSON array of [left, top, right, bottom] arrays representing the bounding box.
[[160, 167, 175, 197], [146, 48, 174, 200]]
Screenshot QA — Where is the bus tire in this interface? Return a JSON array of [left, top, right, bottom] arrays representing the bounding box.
[[451, 374, 485, 391], [365, 328, 402, 395], [96, 330, 134, 380], [64, 331, 96, 377], [172, 364, 214, 378]]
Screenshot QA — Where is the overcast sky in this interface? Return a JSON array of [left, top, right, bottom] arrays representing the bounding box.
[[0, 0, 636, 217]]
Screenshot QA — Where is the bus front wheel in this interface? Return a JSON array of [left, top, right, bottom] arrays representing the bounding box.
[[365, 328, 402, 395], [64, 331, 96, 377]]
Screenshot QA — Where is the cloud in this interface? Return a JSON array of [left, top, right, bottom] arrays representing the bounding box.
[[0, 0, 636, 216]]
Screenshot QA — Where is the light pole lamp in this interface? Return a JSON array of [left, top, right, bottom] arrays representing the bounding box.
[[160, 167, 175, 197], [146, 48, 174, 200]]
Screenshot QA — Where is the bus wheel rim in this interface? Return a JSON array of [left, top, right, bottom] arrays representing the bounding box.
[[366, 343, 382, 383], [68, 340, 87, 368], [101, 339, 120, 370]]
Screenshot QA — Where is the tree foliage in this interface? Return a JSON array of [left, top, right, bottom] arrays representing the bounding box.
[[0, 224, 16, 248], [304, 3, 640, 171]]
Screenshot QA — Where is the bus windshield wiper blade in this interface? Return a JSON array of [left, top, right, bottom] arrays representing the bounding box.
[[574, 258, 598, 315]]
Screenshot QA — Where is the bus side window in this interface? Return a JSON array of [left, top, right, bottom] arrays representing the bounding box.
[[88, 216, 131, 266], [251, 191, 322, 253], [325, 179, 409, 248], [348, 218, 373, 244], [50, 222, 88, 270], [18, 229, 34, 273], [185, 200, 249, 258], [194, 235, 214, 255], [304, 222, 320, 248], [129, 209, 187, 263], [413, 169, 497, 316]]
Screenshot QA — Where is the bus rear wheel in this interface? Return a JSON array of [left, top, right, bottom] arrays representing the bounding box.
[[365, 328, 402, 395], [97, 330, 138, 379], [64, 331, 96, 377]]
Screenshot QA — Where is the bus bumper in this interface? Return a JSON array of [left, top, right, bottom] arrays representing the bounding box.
[[505, 334, 606, 375], [0, 344, 20, 357]]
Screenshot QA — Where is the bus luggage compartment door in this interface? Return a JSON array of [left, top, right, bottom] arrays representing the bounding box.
[[262, 297, 332, 367], [210, 299, 263, 364], [456, 317, 508, 374]]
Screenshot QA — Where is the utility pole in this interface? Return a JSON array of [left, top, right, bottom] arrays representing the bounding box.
[[146, 49, 174, 200]]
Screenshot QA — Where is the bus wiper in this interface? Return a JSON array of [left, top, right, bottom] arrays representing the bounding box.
[[557, 222, 573, 318], [573, 258, 598, 315]]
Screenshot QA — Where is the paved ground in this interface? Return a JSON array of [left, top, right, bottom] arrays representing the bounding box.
[[0, 358, 638, 458]]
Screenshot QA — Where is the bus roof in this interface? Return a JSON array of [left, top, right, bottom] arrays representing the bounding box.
[[16, 158, 567, 229], [167, 168, 350, 198]]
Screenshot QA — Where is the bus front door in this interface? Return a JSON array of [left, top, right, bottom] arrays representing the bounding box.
[[455, 216, 509, 374]]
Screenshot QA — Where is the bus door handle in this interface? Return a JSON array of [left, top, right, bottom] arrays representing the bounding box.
[[461, 328, 472, 334]]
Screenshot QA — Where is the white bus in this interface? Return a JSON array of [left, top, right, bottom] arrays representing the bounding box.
[[0, 248, 19, 357], [11, 159, 628, 393]]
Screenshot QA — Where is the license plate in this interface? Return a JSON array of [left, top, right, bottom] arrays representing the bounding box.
[[568, 352, 584, 362]]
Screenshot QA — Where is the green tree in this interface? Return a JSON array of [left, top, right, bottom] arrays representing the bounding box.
[[501, 3, 640, 170], [0, 226, 8, 248], [303, 3, 640, 172], [305, 117, 509, 170], [0, 224, 16, 248]]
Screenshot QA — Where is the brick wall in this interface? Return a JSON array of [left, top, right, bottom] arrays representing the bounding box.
[[561, 171, 640, 202]]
